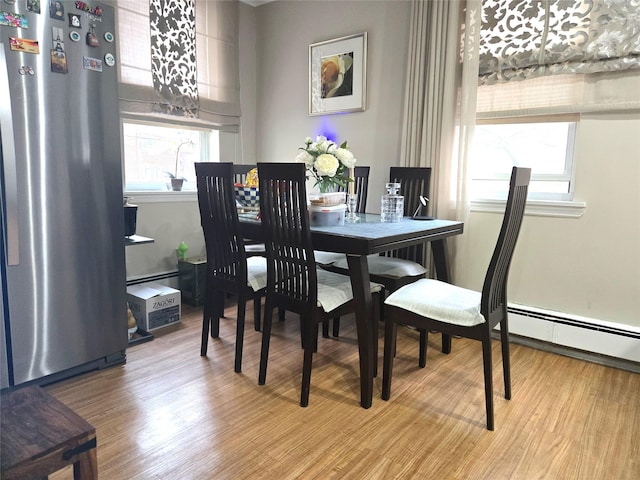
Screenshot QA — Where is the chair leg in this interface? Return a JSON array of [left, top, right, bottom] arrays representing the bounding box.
[[253, 296, 261, 331], [500, 318, 512, 400], [441, 333, 452, 354], [211, 289, 224, 338], [373, 293, 380, 378], [381, 317, 397, 400], [418, 329, 428, 368], [322, 320, 330, 338], [258, 301, 275, 385], [300, 318, 314, 407], [278, 308, 286, 321], [481, 334, 495, 431], [312, 323, 319, 353], [332, 317, 340, 337], [234, 295, 247, 373], [200, 307, 210, 356]]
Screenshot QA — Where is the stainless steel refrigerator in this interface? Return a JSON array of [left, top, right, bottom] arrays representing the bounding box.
[[1, 1, 126, 389]]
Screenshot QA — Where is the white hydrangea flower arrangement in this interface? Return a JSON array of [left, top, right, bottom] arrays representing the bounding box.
[[295, 136, 356, 193]]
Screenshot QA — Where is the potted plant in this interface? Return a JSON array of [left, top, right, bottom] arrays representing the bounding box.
[[167, 140, 193, 191]]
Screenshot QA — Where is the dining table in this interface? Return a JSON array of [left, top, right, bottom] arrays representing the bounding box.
[[238, 212, 464, 409]]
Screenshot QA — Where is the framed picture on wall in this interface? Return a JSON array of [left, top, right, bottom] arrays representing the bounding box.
[[309, 32, 367, 116]]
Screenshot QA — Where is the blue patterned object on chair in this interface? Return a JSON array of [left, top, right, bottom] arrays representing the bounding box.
[[235, 186, 260, 207]]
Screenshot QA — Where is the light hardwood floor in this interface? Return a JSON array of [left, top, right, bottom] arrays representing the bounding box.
[[47, 303, 639, 479]]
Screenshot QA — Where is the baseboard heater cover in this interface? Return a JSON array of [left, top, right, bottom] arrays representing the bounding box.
[[127, 270, 180, 286], [508, 306, 640, 340], [504, 304, 640, 366]]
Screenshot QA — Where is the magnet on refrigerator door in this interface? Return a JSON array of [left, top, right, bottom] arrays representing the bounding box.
[[68, 13, 81, 28], [18, 66, 35, 76], [86, 24, 99, 47], [49, 0, 64, 21], [83, 56, 102, 72], [0, 11, 28, 28], [9, 37, 40, 54], [104, 53, 115, 67], [27, 0, 40, 14], [50, 49, 67, 74]]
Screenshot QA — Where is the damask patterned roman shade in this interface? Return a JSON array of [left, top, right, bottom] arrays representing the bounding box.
[[479, 0, 640, 85], [476, 0, 640, 117], [116, 0, 240, 130], [150, 0, 199, 118]]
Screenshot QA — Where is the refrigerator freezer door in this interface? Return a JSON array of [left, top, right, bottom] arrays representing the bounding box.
[[0, 45, 19, 267], [1, 3, 127, 386]]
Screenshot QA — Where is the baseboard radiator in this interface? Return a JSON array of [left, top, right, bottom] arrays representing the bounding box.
[[126, 270, 180, 287], [503, 305, 640, 373]]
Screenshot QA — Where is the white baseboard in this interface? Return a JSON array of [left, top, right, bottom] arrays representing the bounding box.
[[505, 305, 640, 364]]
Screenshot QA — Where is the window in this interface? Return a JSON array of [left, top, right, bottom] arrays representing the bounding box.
[[116, 1, 238, 195], [123, 122, 219, 192], [470, 117, 576, 201], [117, 0, 240, 125]]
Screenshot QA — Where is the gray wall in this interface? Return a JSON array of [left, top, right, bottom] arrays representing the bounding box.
[[252, 0, 412, 206]]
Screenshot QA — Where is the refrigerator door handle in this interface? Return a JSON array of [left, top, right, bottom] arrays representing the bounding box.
[[0, 44, 19, 266]]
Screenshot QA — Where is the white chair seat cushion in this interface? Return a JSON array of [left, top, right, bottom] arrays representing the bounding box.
[[384, 278, 485, 327], [316, 269, 383, 313], [314, 251, 346, 266], [246, 256, 268, 291], [333, 254, 427, 278]]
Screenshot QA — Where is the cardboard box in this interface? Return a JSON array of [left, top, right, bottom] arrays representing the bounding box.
[[178, 257, 207, 307], [127, 283, 181, 332]]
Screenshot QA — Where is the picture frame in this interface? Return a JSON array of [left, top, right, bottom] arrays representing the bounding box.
[[309, 32, 367, 116]]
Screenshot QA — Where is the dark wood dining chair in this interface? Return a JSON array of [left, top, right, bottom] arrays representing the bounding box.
[[328, 167, 432, 338], [382, 166, 531, 430], [195, 162, 268, 373], [256, 162, 382, 407], [379, 166, 432, 265]]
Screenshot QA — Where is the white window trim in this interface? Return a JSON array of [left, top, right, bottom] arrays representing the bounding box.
[[471, 198, 586, 218], [471, 114, 579, 204], [123, 191, 197, 204]]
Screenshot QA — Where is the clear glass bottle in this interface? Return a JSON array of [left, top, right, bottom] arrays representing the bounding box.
[[381, 182, 404, 222]]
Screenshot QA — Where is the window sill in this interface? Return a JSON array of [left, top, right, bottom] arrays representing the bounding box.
[[124, 191, 197, 204], [471, 198, 586, 218]]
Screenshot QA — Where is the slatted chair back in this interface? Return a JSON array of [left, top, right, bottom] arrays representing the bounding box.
[[195, 162, 247, 288], [481, 166, 531, 328], [336, 166, 370, 213], [385, 167, 432, 263], [390, 167, 432, 217], [257, 162, 317, 315]]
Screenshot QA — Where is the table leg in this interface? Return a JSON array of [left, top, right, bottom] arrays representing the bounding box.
[[431, 239, 451, 283], [73, 445, 98, 479], [431, 239, 452, 354], [346, 253, 374, 409]]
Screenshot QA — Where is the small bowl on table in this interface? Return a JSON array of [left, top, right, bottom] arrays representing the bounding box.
[[235, 186, 260, 209]]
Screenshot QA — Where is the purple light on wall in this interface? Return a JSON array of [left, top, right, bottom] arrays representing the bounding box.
[[315, 117, 339, 143]]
